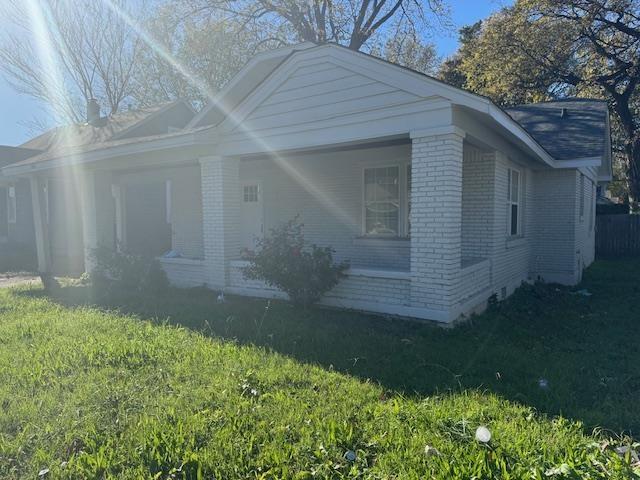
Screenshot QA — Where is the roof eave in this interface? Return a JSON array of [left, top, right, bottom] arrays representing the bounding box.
[[1, 131, 198, 176]]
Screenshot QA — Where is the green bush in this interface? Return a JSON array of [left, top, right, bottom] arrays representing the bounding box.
[[243, 217, 349, 307], [90, 246, 169, 296]]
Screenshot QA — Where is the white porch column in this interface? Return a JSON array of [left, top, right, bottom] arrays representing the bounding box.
[[29, 176, 51, 273], [199, 155, 240, 290], [409, 127, 465, 322], [79, 170, 116, 273], [79, 170, 97, 272]]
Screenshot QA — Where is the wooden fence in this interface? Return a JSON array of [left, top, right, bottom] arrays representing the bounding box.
[[596, 214, 640, 258]]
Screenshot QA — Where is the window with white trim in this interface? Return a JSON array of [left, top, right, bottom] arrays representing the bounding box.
[[589, 181, 595, 233], [579, 173, 585, 221], [165, 180, 172, 224], [7, 185, 16, 224], [363, 165, 410, 237], [507, 168, 521, 236]]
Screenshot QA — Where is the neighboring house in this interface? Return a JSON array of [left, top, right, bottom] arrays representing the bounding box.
[[1, 43, 612, 323], [0, 100, 195, 275], [0, 146, 40, 268]]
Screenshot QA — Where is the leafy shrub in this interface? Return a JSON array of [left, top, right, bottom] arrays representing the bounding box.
[[243, 217, 349, 307], [90, 246, 169, 296]]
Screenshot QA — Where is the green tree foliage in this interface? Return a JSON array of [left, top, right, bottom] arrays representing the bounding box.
[[439, 0, 640, 205]]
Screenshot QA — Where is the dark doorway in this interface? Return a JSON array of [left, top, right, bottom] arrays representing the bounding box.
[[125, 182, 171, 257]]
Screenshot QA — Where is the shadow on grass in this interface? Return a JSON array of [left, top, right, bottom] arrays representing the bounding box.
[[17, 258, 640, 436]]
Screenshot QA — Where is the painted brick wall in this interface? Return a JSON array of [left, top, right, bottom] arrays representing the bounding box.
[[160, 258, 207, 288], [487, 152, 535, 298], [462, 145, 494, 260], [409, 131, 464, 317], [228, 261, 411, 314], [201, 156, 240, 289], [530, 169, 579, 284]]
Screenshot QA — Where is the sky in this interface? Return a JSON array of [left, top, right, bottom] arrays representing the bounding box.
[[0, 0, 510, 147]]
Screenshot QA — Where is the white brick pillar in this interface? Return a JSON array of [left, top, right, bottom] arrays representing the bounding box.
[[199, 155, 240, 290], [409, 127, 465, 322], [79, 170, 115, 273], [29, 175, 51, 274], [79, 170, 98, 273]]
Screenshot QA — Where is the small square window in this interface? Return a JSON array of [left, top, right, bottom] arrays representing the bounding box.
[[243, 185, 259, 203]]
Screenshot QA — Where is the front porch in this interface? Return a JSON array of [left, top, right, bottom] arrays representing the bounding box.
[[200, 132, 496, 322]]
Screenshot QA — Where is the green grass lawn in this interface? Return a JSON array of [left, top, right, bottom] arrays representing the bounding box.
[[1, 259, 639, 478]]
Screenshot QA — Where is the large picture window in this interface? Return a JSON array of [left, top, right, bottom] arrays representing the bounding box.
[[508, 168, 521, 236], [363, 165, 411, 237]]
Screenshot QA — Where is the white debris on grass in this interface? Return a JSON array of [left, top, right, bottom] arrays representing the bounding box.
[[475, 426, 491, 443]]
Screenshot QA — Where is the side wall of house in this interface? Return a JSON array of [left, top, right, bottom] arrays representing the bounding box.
[[575, 169, 597, 275], [459, 145, 536, 310], [530, 169, 579, 284], [488, 152, 535, 298]]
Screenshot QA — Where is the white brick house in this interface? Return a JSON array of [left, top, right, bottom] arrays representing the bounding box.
[[2, 43, 612, 324]]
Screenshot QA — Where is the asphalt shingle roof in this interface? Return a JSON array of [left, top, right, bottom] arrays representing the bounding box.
[[505, 99, 609, 161]]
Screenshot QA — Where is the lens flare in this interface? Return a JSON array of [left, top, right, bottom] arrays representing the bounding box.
[[99, 0, 358, 230]]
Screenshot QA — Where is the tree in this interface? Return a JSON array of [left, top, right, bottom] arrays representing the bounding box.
[[370, 27, 439, 74], [131, 4, 284, 108], [0, 0, 143, 124], [185, 0, 449, 54], [439, 0, 640, 208]]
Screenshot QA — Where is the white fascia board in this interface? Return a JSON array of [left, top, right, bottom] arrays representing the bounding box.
[[598, 174, 613, 182], [554, 156, 603, 168], [2, 132, 197, 176]]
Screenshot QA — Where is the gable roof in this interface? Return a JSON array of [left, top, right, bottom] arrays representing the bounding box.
[[2, 43, 612, 176], [0, 146, 42, 168], [505, 99, 610, 161], [8, 100, 195, 170]]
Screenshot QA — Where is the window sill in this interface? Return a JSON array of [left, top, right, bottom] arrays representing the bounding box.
[[353, 236, 410, 247], [158, 257, 204, 266], [506, 236, 526, 248]]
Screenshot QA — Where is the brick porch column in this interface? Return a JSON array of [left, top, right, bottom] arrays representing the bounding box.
[[79, 170, 115, 273], [409, 127, 465, 322], [29, 175, 51, 274], [199, 155, 240, 290]]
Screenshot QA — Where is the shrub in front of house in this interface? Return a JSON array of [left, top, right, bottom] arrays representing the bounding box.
[[90, 246, 169, 296], [243, 217, 349, 308]]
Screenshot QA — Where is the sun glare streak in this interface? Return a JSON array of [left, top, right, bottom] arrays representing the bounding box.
[[99, 0, 358, 230], [25, 0, 88, 274]]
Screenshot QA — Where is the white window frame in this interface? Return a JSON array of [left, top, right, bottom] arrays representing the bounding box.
[[165, 179, 172, 224], [589, 180, 595, 234], [579, 173, 585, 222], [507, 167, 522, 237], [7, 185, 16, 224], [362, 163, 410, 238]]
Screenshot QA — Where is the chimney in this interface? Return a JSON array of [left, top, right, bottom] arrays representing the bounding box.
[[87, 98, 101, 125]]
